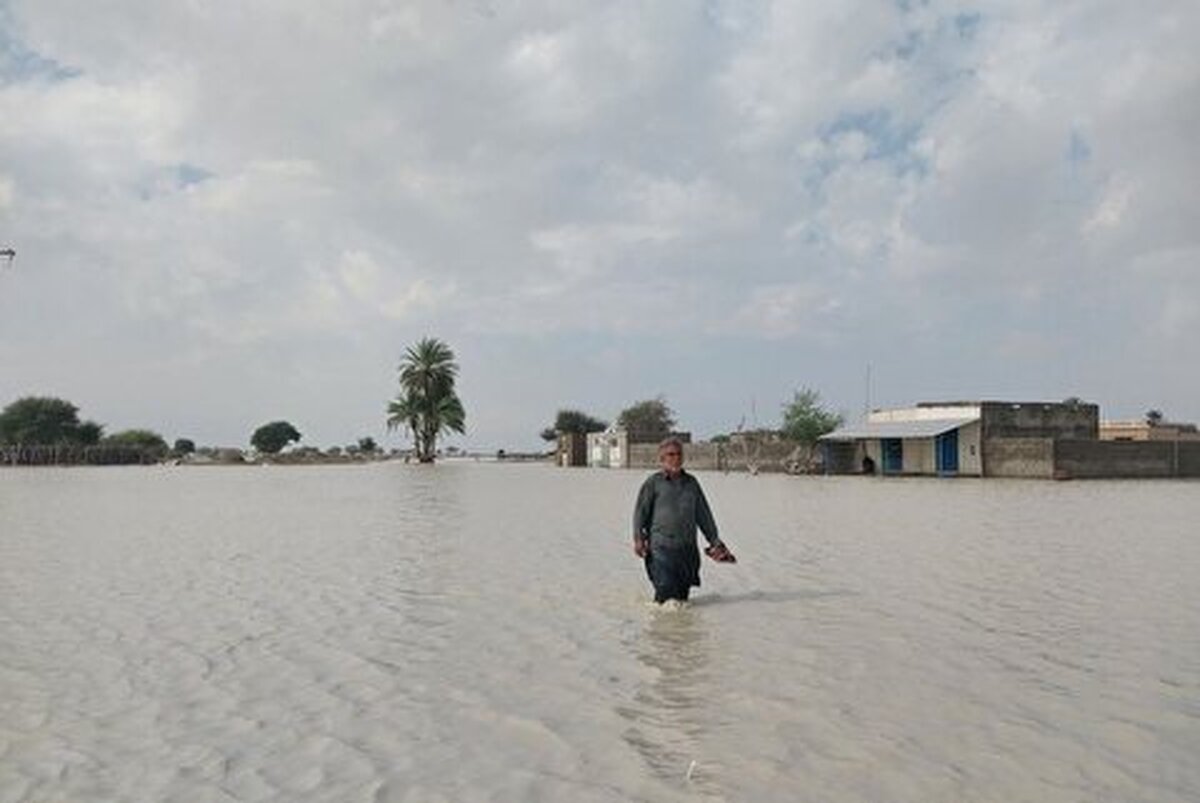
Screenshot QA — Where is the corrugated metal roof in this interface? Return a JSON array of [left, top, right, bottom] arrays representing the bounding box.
[[820, 417, 979, 441]]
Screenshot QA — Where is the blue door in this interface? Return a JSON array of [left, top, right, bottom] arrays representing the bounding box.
[[882, 439, 903, 473], [936, 429, 959, 474]]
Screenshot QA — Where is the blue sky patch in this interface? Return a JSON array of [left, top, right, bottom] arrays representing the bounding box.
[[1067, 130, 1091, 165], [176, 164, 213, 188], [954, 13, 982, 40], [0, 21, 80, 84], [892, 29, 924, 61], [136, 164, 215, 201], [821, 109, 923, 168]]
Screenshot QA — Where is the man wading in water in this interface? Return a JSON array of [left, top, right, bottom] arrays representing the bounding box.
[[633, 438, 736, 603]]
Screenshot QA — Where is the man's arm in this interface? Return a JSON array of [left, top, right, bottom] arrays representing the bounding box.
[[693, 479, 720, 547], [694, 479, 736, 562], [632, 477, 655, 557]]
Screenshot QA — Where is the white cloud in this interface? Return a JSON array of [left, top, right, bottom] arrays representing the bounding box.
[[195, 160, 327, 214], [505, 30, 591, 128], [335, 250, 456, 322], [1083, 176, 1133, 233], [531, 222, 675, 283], [621, 172, 754, 235], [727, 282, 843, 340]]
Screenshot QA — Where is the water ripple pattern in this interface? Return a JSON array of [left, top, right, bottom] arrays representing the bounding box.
[[1, 465, 1198, 801]]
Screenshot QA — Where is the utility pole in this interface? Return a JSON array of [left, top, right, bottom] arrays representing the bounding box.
[[864, 362, 872, 418]]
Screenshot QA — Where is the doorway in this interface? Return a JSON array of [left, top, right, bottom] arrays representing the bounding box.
[[936, 430, 959, 474]]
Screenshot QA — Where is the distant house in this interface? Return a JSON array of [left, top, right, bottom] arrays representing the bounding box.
[[555, 432, 588, 467], [587, 426, 626, 468], [586, 427, 692, 469], [1100, 420, 1200, 442], [820, 400, 1099, 478]]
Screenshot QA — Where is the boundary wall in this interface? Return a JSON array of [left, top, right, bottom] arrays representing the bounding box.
[[626, 441, 810, 473], [1054, 440, 1200, 479], [984, 439, 1200, 479], [984, 438, 1055, 478]]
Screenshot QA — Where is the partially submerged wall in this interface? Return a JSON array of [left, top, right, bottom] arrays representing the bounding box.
[[627, 442, 723, 470], [556, 432, 587, 467], [984, 438, 1054, 478], [618, 428, 1200, 479], [957, 420, 984, 476], [902, 438, 936, 475], [626, 440, 809, 473], [823, 441, 860, 474], [1179, 442, 1200, 476], [1055, 441, 1200, 479]]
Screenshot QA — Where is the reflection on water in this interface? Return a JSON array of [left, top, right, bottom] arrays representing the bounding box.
[[690, 589, 857, 606], [619, 606, 715, 792]]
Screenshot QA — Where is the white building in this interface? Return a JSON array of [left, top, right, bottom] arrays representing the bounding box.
[[821, 403, 983, 476], [587, 426, 627, 468]]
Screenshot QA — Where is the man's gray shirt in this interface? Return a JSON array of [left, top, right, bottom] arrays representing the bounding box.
[[633, 470, 721, 551]]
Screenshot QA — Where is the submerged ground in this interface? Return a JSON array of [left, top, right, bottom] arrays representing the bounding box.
[[2, 463, 1198, 801]]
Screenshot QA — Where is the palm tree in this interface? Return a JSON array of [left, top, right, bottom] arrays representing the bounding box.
[[387, 337, 466, 462]]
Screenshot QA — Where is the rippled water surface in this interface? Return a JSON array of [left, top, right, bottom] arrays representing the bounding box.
[[2, 463, 1198, 801]]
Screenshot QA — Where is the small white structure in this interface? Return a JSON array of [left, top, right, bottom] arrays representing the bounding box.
[[587, 426, 628, 468]]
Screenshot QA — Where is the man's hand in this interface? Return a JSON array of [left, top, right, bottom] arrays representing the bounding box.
[[633, 537, 649, 558], [705, 543, 737, 563]]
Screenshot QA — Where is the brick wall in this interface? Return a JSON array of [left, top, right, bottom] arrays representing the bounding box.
[[626, 440, 810, 473], [1053, 440, 1200, 478], [981, 401, 1099, 440], [983, 437, 1055, 478]]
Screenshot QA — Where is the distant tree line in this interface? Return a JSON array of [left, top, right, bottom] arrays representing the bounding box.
[[539, 397, 677, 444], [0, 396, 386, 467], [0, 397, 171, 465], [2, 336, 473, 468], [539, 388, 843, 447]]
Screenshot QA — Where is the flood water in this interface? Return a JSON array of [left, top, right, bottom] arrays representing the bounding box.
[[2, 462, 1198, 802]]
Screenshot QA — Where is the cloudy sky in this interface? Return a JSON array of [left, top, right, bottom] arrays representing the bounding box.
[[1, 1, 1197, 451]]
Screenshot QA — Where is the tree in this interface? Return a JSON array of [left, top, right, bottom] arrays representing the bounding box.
[[104, 430, 170, 462], [1146, 409, 1164, 427], [173, 438, 196, 455], [358, 436, 378, 453], [541, 409, 607, 441], [0, 396, 89, 444], [251, 421, 302, 454], [618, 397, 676, 442], [77, 420, 104, 445], [780, 388, 844, 445], [387, 337, 466, 463]]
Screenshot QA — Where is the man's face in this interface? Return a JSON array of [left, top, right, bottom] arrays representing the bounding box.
[[659, 445, 683, 475]]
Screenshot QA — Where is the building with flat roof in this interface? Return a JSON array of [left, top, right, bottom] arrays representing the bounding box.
[[1099, 420, 1200, 442], [820, 400, 1100, 478]]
